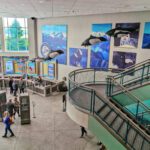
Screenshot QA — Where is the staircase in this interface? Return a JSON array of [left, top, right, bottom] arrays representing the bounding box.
[[68, 59, 150, 150]]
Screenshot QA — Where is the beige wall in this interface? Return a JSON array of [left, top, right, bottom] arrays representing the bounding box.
[[37, 11, 150, 80]]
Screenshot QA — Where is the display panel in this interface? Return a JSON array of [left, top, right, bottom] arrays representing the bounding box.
[[41, 25, 67, 64], [0, 57, 2, 73], [5, 61, 14, 74], [90, 24, 112, 69], [48, 63, 55, 80], [27, 61, 36, 74], [3, 56, 28, 74], [114, 23, 140, 48], [142, 22, 150, 49], [112, 51, 136, 69], [69, 48, 87, 68]]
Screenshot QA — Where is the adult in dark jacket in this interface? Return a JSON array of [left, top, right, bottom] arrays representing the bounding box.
[[9, 77, 13, 94], [7, 99, 15, 117], [2, 111, 15, 138]]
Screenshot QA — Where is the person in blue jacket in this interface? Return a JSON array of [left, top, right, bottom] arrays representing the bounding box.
[[2, 111, 15, 138]]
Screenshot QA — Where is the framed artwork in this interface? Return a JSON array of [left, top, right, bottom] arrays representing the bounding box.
[[48, 63, 55, 80], [90, 24, 112, 69], [27, 62, 35, 74], [114, 23, 140, 48], [3, 56, 28, 74], [112, 51, 136, 69], [5, 61, 14, 74], [142, 22, 150, 49], [0, 57, 1, 73], [41, 25, 67, 64], [69, 48, 88, 68]]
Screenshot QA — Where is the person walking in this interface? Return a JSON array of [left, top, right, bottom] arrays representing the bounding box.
[[13, 81, 18, 96], [80, 126, 87, 138], [9, 77, 13, 94], [2, 111, 15, 138], [61, 77, 68, 112]]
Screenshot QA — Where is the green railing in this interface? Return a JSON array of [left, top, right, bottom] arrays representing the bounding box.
[[106, 59, 150, 129], [68, 68, 150, 150], [106, 77, 150, 129], [112, 59, 150, 86]]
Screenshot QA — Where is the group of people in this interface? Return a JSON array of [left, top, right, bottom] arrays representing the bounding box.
[[9, 77, 25, 96], [1, 97, 20, 138]]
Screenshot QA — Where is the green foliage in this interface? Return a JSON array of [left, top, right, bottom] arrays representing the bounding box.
[[5, 19, 28, 51]]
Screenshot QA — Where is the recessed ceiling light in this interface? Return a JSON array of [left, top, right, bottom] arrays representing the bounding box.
[[39, 0, 44, 3]]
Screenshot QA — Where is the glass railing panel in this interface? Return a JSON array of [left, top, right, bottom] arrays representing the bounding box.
[[69, 85, 93, 111]]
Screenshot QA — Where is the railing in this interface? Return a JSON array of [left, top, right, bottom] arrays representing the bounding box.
[[112, 59, 150, 86], [106, 76, 150, 129], [68, 68, 150, 150]]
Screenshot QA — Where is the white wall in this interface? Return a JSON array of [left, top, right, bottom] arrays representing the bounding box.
[[37, 11, 150, 80]]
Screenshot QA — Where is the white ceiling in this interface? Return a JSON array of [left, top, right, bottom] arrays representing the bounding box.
[[0, 0, 150, 18]]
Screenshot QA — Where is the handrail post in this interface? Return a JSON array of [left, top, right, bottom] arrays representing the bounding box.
[[90, 90, 94, 113], [136, 101, 139, 119], [141, 64, 145, 85], [92, 90, 95, 115], [93, 70, 95, 84]]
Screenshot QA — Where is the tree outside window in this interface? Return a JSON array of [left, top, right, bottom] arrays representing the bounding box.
[[3, 18, 28, 51]]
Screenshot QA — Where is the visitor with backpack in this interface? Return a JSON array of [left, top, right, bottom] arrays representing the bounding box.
[[2, 111, 15, 138]]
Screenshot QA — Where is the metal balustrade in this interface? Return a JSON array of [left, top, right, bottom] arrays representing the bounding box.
[[68, 67, 150, 150], [106, 59, 150, 130]]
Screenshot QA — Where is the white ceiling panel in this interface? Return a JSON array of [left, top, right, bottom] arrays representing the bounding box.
[[0, 0, 149, 18]]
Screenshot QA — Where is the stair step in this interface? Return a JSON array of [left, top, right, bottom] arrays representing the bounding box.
[[142, 140, 150, 150], [99, 106, 111, 119], [133, 134, 144, 150], [105, 111, 117, 125], [111, 116, 123, 131], [127, 128, 137, 146], [96, 104, 107, 114], [94, 96, 105, 112], [118, 121, 128, 139]]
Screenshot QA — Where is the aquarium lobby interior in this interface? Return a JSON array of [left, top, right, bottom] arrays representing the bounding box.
[[0, 0, 150, 150]]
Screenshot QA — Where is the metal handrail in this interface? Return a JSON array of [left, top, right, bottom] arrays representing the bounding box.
[[113, 59, 150, 79], [108, 76, 150, 112], [68, 69, 150, 149]]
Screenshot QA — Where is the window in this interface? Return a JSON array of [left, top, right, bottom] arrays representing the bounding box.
[[3, 18, 28, 51], [0, 34, 2, 51]]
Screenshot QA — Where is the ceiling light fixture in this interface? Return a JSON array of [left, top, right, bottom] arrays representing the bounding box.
[[39, 0, 44, 3]]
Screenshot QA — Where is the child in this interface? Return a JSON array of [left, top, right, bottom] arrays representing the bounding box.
[[2, 111, 15, 138]]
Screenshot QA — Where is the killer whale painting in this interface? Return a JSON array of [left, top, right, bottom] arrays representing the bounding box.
[[69, 48, 88, 68], [114, 23, 140, 48], [41, 25, 67, 64], [90, 24, 112, 69], [142, 22, 150, 49]]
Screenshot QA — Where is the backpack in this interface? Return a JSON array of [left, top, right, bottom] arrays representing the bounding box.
[[9, 117, 14, 125], [59, 83, 68, 92]]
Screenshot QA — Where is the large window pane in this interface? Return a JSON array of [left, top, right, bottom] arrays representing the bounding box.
[[3, 18, 29, 51]]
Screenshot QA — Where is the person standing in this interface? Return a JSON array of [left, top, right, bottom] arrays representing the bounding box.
[[13, 97, 20, 118], [19, 78, 25, 94], [6, 99, 15, 118], [2, 111, 15, 138], [80, 126, 87, 138], [9, 77, 13, 94]]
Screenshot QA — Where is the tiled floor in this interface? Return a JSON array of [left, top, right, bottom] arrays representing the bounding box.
[[0, 92, 99, 150]]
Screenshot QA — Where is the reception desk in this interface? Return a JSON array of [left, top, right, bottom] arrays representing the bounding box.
[[0, 75, 64, 97]]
